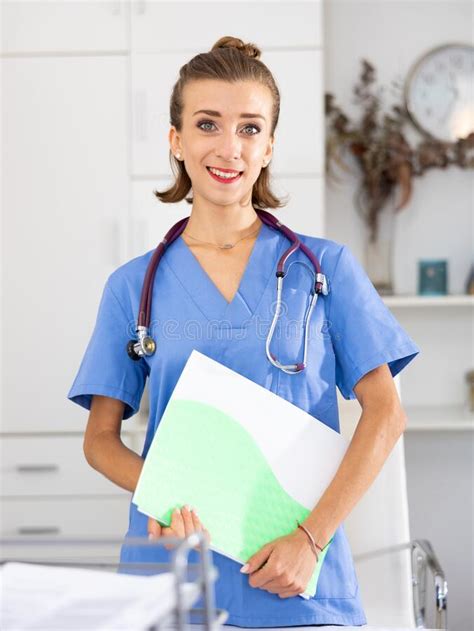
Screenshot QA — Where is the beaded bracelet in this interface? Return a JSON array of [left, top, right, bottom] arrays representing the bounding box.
[[296, 521, 324, 561]]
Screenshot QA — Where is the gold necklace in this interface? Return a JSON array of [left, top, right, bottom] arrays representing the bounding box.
[[183, 222, 261, 250]]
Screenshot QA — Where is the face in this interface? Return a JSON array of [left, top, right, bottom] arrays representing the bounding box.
[[169, 79, 274, 211]]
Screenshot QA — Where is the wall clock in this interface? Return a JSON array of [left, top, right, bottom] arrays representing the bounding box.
[[404, 43, 473, 142]]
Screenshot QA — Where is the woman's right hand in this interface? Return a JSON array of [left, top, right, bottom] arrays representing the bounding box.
[[147, 505, 211, 550]]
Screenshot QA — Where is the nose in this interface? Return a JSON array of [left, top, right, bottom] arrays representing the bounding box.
[[214, 128, 242, 163]]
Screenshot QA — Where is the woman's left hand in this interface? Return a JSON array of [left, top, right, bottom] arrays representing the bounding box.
[[240, 529, 318, 598]]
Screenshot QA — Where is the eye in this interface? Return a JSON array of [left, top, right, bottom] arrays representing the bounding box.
[[197, 120, 216, 132], [242, 123, 261, 135], [196, 120, 261, 135]]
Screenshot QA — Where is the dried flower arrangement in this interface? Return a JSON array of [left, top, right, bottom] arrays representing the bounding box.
[[325, 60, 474, 242]]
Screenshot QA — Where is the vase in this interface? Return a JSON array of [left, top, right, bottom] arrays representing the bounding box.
[[365, 203, 395, 295]]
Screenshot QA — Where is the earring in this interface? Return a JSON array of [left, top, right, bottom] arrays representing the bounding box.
[[176, 152, 182, 160]]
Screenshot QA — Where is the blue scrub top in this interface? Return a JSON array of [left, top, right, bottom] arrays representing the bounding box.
[[67, 221, 420, 627]]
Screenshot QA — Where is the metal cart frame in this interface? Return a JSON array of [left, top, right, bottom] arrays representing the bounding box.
[[0, 533, 229, 630], [353, 538, 448, 629]]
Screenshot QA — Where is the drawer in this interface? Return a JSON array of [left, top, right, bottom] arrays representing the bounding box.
[[0, 496, 132, 562], [0, 434, 135, 497]]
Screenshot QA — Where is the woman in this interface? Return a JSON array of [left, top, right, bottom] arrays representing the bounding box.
[[68, 36, 419, 627]]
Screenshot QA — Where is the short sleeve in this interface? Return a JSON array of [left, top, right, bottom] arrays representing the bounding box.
[[67, 278, 148, 420], [326, 245, 420, 400]]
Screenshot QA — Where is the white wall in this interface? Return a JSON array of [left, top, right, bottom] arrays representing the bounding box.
[[323, 2, 473, 629]]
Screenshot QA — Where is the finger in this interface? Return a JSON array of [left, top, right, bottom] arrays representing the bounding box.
[[191, 508, 210, 539], [278, 590, 300, 599], [242, 544, 273, 575], [180, 505, 195, 538], [262, 574, 302, 593], [186, 508, 206, 550], [147, 517, 162, 539], [193, 525, 211, 551], [167, 508, 184, 550], [262, 584, 288, 594], [163, 508, 183, 550], [257, 570, 295, 591], [190, 508, 203, 532], [161, 525, 176, 551], [248, 557, 277, 589], [170, 507, 185, 538], [258, 577, 286, 590]]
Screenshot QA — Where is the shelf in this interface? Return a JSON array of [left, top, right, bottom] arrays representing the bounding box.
[[404, 404, 474, 431], [382, 294, 474, 308]]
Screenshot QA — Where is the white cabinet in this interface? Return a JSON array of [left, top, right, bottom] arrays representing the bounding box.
[[0, 496, 130, 538], [131, 50, 199, 177], [0, 497, 132, 561], [130, 1, 323, 52], [2, 55, 129, 433], [1, 4, 139, 560], [0, 433, 141, 554], [1, 435, 135, 497], [2, 0, 128, 53], [1, 0, 326, 560]]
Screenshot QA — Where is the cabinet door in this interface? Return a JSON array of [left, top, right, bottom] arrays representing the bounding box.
[[1, 434, 135, 497], [131, 50, 324, 177], [2, 0, 128, 53], [2, 56, 129, 432], [0, 496, 131, 538], [0, 496, 131, 561], [130, 1, 322, 52]]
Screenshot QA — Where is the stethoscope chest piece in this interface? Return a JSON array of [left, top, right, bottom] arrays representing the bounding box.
[[126, 326, 156, 361]]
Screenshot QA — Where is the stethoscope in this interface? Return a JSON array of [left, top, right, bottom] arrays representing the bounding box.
[[127, 209, 329, 374]]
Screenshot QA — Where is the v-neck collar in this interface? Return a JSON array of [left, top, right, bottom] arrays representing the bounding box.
[[163, 221, 284, 326]]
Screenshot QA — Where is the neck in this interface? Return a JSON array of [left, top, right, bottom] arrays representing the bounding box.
[[184, 198, 262, 244]]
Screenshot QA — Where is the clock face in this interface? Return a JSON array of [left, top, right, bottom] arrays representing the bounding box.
[[404, 43, 474, 143]]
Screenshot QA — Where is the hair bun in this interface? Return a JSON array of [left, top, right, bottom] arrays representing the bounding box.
[[211, 36, 261, 60]]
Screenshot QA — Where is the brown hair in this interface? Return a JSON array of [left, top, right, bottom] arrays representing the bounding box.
[[153, 35, 288, 210]]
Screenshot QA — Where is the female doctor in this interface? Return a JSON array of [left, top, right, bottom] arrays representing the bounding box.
[[67, 36, 420, 627]]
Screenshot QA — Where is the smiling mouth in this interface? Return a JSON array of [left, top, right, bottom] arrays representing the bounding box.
[[206, 166, 244, 183], [206, 165, 243, 175]]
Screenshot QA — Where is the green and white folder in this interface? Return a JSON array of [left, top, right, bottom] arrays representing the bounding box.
[[132, 350, 350, 599]]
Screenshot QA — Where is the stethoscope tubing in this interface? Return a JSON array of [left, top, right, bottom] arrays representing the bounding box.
[[140, 217, 188, 327], [128, 209, 329, 372]]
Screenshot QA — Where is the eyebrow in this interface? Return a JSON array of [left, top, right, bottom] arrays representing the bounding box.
[[192, 109, 266, 121]]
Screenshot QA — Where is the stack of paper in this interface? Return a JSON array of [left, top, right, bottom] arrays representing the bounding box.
[[133, 350, 350, 599], [0, 561, 201, 630]]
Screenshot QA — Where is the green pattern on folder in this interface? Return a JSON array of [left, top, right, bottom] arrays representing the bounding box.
[[133, 399, 333, 598]]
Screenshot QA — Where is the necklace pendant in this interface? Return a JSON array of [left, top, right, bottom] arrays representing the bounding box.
[[220, 243, 234, 249]]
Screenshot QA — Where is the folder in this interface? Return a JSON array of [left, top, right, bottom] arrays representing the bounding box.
[[133, 350, 350, 598]]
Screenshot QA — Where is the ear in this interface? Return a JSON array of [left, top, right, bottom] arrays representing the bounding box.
[[263, 135, 274, 166], [169, 126, 182, 158]]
